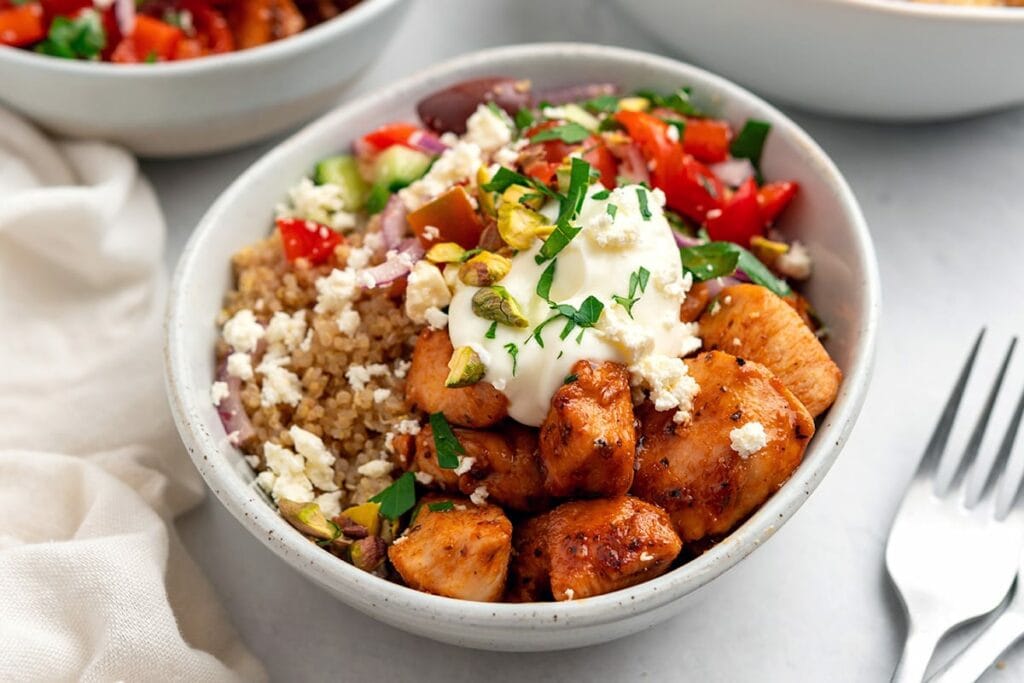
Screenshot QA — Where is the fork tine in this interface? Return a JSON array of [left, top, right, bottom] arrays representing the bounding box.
[[949, 337, 1017, 495], [979, 356, 1024, 507], [917, 328, 986, 478]]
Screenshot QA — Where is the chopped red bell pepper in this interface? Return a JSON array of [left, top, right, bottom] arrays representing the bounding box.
[[407, 186, 484, 249], [757, 181, 799, 225], [521, 121, 576, 186], [0, 3, 45, 47], [614, 110, 724, 223], [682, 118, 732, 164], [705, 177, 764, 246], [276, 218, 343, 264]]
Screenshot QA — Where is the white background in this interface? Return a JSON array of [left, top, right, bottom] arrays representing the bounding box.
[[148, 1, 1024, 680]]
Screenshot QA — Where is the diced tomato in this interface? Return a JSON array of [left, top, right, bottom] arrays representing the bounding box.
[[112, 15, 182, 62], [614, 110, 724, 223], [167, 2, 232, 59], [757, 181, 798, 225], [407, 186, 484, 249], [0, 3, 45, 47], [682, 118, 732, 164], [705, 177, 764, 246], [583, 142, 618, 189], [356, 122, 424, 161], [520, 121, 574, 186], [276, 218, 343, 264], [173, 36, 204, 60], [39, 0, 89, 20]]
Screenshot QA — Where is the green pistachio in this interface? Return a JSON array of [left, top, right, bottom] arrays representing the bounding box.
[[471, 286, 530, 328]]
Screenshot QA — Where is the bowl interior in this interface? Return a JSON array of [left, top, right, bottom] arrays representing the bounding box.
[[166, 43, 879, 645]]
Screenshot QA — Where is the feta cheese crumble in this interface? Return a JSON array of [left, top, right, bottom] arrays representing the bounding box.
[[405, 261, 452, 325], [469, 485, 489, 506], [226, 352, 253, 381], [730, 422, 768, 458], [345, 363, 390, 392], [464, 103, 513, 156], [210, 381, 229, 407], [399, 141, 483, 211], [222, 309, 264, 353], [276, 176, 357, 232], [453, 456, 476, 476], [775, 241, 812, 280], [357, 459, 394, 479]]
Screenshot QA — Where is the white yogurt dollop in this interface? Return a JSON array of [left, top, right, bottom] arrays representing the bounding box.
[[448, 184, 699, 426]]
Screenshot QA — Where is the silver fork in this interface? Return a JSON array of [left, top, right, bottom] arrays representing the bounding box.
[[887, 330, 1024, 683]]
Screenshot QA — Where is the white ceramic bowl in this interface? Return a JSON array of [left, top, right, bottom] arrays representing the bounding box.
[[611, 0, 1024, 121], [165, 43, 880, 651], [0, 0, 410, 157]]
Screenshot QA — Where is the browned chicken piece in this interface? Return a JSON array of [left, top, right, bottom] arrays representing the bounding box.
[[632, 350, 815, 543], [679, 281, 712, 323], [698, 283, 841, 417], [508, 496, 682, 602], [406, 328, 509, 428], [783, 291, 815, 329], [388, 497, 513, 602], [413, 423, 549, 512], [232, 0, 306, 49], [538, 360, 636, 498]]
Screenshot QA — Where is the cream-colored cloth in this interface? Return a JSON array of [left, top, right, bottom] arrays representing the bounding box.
[[0, 110, 265, 682]]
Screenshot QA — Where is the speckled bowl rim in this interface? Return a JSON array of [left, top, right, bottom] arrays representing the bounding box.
[[835, 0, 1024, 22], [0, 0, 406, 76], [165, 43, 880, 635]]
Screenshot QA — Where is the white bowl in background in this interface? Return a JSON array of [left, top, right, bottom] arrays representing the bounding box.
[[165, 43, 880, 651], [611, 0, 1024, 121], [0, 0, 410, 157]]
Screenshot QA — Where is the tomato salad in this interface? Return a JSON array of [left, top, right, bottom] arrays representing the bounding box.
[[0, 0, 361, 62]]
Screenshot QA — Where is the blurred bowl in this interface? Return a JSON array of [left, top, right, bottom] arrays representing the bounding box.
[[611, 0, 1024, 121], [0, 0, 410, 157], [165, 43, 879, 651]]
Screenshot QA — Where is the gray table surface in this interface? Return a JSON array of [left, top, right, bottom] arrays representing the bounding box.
[[149, 1, 1024, 680]]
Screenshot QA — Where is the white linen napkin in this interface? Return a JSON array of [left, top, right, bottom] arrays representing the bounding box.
[[0, 109, 265, 682]]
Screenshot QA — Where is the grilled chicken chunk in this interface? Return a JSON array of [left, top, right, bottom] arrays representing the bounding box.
[[538, 360, 636, 498], [698, 283, 841, 417], [413, 423, 549, 512], [388, 498, 513, 602], [406, 328, 508, 428], [508, 496, 681, 602], [632, 350, 814, 543]]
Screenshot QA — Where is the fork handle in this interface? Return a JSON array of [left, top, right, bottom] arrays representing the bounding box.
[[931, 608, 1024, 682], [893, 624, 945, 683]]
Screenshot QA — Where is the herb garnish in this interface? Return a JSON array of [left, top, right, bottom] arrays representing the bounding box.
[[428, 500, 455, 512], [537, 260, 557, 301], [504, 342, 519, 375], [531, 122, 590, 145], [429, 412, 465, 469], [582, 94, 620, 114], [636, 188, 652, 220], [730, 120, 772, 169], [564, 374, 578, 384], [612, 266, 651, 317], [370, 471, 416, 520], [485, 322, 497, 339], [535, 158, 592, 264], [636, 87, 704, 117], [35, 10, 105, 60], [679, 242, 790, 296], [482, 167, 559, 201], [606, 204, 618, 220], [665, 119, 686, 140], [591, 189, 611, 201], [515, 108, 536, 131]]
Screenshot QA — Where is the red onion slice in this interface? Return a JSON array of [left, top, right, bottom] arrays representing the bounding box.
[[673, 231, 703, 249], [215, 363, 255, 446], [537, 83, 619, 106], [709, 158, 755, 188], [701, 276, 742, 298], [379, 194, 409, 251], [360, 238, 425, 288], [609, 142, 650, 186], [408, 130, 448, 155], [114, 0, 135, 38]]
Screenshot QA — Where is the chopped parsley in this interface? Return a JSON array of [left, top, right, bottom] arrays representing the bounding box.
[[582, 94, 620, 114], [504, 342, 519, 375], [144, 51, 159, 64], [612, 266, 651, 317], [665, 119, 686, 140], [531, 122, 590, 145], [481, 167, 559, 201], [370, 471, 416, 520], [537, 260, 557, 301], [536, 158, 592, 264], [637, 87, 704, 117], [35, 10, 105, 60], [428, 500, 455, 512], [429, 412, 465, 469], [730, 119, 772, 168], [551, 296, 604, 330], [606, 204, 618, 220], [563, 373, 578, 384], [591, 189, 611, 201], [636, 188, 652, 220], [679, 242, 791, 296], [484, 321, 497, 339], [514, 108, 536, 131]]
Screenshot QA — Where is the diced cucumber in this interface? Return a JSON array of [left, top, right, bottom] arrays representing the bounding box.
[[314, 155, 369, 212], [365, 146, 433, 214]]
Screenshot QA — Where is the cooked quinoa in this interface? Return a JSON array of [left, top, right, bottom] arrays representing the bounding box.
[[217, 228, 423, 507]]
